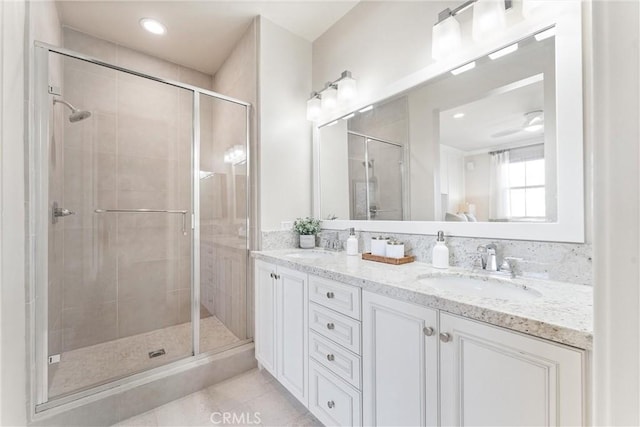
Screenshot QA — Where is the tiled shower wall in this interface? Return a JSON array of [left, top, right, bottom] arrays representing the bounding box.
[[54, 28, 213, 352], [261, 230, 593, 286]]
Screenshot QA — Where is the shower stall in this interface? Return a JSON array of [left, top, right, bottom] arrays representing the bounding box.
[[32, 43, 251, 408], [347, 132, 405, 220]]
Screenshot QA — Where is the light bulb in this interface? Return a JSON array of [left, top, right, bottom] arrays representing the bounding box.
[[432, 15, 462, 61], [337, 76, 357, 103], [321, 85, 338, 111], [306, 95, 321, 121], [472, 0, 506, 42]]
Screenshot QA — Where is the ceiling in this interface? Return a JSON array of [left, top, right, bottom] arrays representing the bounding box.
[[439, 79, 545, 153], [56, 1, 359, 75]]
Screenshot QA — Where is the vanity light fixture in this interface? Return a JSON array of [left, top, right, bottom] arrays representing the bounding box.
[[306, 70, 358, 121], [306, 92, 322, 121], [472, 0, 507, 42], [432, 12, 462, 60], [488, 43, 518, 60], [359, 105, 373, 113], [453, 112, 465, 119], [451, 61, 476, 75], [140, 18, 167, 35], [534, 27, 556, 41], [431, 0, 512, 60]]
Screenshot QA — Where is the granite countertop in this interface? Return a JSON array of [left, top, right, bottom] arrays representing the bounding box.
[[252, 249, 593, 350]]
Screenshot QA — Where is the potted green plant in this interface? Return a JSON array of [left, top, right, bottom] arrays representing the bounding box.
[[293, 217, 321, 249]]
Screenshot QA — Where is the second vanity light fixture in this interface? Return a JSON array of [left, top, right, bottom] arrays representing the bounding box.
[[307, 70, 358, 121], [432, 0, 513, 61]]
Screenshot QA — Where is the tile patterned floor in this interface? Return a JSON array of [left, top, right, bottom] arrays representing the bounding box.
[[50, 316, 241, 397], [114, 368, 322, 427]]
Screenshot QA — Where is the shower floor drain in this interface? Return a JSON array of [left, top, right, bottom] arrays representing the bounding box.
[[148, 349, 166, 359]]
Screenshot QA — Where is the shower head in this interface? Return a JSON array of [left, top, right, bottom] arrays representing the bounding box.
[[54, 98, 92, 123]]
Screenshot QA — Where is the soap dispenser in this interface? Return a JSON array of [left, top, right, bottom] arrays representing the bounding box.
[[346, 228, 359, 256], [432, 231, 449, 269]]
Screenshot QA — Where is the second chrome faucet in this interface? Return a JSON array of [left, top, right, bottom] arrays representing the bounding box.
[[477, 243, 523, 278]]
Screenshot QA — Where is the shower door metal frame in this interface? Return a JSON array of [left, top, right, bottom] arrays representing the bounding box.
[[31, 42, 251, 412]]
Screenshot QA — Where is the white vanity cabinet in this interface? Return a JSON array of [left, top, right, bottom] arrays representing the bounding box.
[[439, 312, 585, 426], [254, 260, 308, 405], [362, 291, 586, 427], [254, 259, 587, 427], [362, 292, 439, 427]]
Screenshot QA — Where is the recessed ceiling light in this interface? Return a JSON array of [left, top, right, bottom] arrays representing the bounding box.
[[140, 18, 167, 35], [451, 61, 476, 75], [453, 113, 465, 119]]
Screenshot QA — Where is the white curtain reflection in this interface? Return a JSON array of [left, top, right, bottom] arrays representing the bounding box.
[[489, 151, 511, 220]]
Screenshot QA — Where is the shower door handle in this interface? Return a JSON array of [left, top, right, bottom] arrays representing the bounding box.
[[52, 202, 75, 224]]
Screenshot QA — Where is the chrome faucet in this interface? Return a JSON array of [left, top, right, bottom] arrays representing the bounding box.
[[322, 231, 343, 252], [477, 243, 498, 271], [477, 244, 523, 278]]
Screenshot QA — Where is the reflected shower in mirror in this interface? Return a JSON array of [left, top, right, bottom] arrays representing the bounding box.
[[319, 31, 556, 223]]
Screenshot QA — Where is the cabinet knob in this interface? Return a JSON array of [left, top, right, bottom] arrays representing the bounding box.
[[326, 323, 335, 330], [439, 332, 451, 343], [327, 400, 335, 409], [326, 291, 335, 299], [423, 326, 434, 337], [327, 354, 335, 361]]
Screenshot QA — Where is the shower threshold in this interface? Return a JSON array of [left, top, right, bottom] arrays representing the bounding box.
[[48, 315, 241, 399]]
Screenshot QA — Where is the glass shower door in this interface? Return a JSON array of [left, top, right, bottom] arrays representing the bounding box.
[[46, 51, 193, 399], [366, 137, 405, 220], [197, 93, 249, 354]]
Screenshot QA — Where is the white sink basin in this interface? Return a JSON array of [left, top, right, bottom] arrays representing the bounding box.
[[419, 275, 542, 301], [285, 250, 337, 260]]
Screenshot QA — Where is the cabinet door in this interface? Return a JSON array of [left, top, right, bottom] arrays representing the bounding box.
[[439, 313, 585, 426], [276, 266, 309, 405], [254, 260, 276, 376], [362, 291, 439, 426]]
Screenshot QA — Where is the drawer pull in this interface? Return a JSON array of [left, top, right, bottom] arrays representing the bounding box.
[[326, 291, 335, 299], [439, 332, 451, 343], [423, 326, 434, 337], [327, 354, 335, 361], [327, 400, 335, 409], [326, 323, 335, 330]]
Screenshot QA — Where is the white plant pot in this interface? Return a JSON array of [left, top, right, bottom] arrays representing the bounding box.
[[299, 234, 315, 249]]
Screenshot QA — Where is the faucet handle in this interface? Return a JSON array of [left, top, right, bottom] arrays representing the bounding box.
[[502, 257, 523, 277]]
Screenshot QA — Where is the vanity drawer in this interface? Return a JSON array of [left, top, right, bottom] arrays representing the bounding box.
[[309, 276, 361, 320], [309, 303, 361, 355], [309, 360, 362, 427], [309, 331, 361, 389]]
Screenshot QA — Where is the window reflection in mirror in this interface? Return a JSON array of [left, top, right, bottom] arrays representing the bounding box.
[[319, 33, 556, 223]]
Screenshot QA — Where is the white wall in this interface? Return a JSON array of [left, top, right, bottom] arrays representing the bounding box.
[[1, 0, 62, 423], [592, 0, 640, 424], [0, 1, 27, 424], [258, 17, 312, 232]]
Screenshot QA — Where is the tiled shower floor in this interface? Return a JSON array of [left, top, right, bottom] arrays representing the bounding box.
[[49, 316, 241, 397]]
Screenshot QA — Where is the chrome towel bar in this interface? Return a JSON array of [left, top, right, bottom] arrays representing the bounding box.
[[94, 209, 188, 235]]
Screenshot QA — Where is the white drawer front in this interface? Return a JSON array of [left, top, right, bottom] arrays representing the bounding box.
[[309, 276, 361, 320], [309, 331, 361, 389], [309, 360, 362, 427], [309, 303, 361, 355]]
